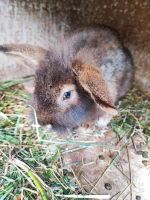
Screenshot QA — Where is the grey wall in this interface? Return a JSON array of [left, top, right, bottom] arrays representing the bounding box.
[[0, 0, 149, 91], [0, 0, 66, 80]]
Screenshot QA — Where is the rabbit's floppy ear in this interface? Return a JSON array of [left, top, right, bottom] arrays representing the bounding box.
[[72, 60, 118, 115], [0, 44, 49, 68]]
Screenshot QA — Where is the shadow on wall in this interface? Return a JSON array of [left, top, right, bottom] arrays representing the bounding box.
[[0, 0, 149, 92]]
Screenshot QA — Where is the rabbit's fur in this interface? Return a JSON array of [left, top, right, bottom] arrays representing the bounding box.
[[0, 25, 134, 132]]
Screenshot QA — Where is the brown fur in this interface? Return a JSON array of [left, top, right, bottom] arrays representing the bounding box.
[[0, 25, 134, 133], [72, 61, 116, 110]]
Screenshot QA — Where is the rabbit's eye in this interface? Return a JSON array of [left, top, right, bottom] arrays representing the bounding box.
[[63, 91, 72, 100]]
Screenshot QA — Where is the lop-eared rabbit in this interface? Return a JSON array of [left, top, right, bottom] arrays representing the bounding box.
[[0, 26, 134, 133]]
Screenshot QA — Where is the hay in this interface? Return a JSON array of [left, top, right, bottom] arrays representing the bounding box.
[[0, 78, 149, 199]]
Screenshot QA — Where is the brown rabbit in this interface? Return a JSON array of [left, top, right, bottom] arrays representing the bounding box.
[[0, 25, 134, 132]]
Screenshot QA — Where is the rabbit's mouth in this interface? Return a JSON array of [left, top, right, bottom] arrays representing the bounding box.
[[51, 102, 97, 133]]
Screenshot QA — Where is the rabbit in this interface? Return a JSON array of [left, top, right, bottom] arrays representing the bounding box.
[[0, 25, 134, 133]]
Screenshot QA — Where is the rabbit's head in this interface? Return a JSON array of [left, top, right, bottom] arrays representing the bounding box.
[[0, 44, 117, 132]]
